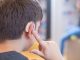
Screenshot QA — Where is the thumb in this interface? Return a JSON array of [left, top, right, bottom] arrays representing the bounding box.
[[31, 50, 45, 58]]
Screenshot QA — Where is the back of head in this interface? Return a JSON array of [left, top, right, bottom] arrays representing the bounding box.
[[0, 0, 42, 42]]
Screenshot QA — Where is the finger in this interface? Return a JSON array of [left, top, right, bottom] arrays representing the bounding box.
[[32, 31, 42, 43], [28, 34, 36, 41], [32, 31, 46, 48], [31, 50, 45, 58]]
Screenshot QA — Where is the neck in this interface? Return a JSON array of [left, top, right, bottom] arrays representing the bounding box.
[[0, 40, 23, 53]]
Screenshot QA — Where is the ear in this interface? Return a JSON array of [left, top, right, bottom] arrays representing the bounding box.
[[25, 22, 35, 35]]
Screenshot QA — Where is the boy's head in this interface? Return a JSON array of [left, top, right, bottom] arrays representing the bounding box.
[[0, 0, 42, 50]]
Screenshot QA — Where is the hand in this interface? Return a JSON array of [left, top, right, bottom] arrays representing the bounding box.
[[30, 31, 64, 60]]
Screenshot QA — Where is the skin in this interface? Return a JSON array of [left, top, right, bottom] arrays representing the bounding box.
[[30, 30, 64, 60], [0, 21, 63, 60]]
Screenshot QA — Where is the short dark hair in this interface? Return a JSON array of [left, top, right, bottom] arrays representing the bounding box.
[[0, 0, 43, 41]]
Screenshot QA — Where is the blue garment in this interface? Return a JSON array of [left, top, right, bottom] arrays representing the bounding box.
[[0, 51, 28, 60]]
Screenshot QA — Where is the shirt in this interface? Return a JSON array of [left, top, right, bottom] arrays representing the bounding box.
[[0, 51, 28, 60]]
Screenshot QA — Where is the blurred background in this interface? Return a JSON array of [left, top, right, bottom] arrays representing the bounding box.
[[38, 0, 80, 60]]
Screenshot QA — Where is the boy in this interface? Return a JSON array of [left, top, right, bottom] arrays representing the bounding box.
[[0, 0, 63, 60]]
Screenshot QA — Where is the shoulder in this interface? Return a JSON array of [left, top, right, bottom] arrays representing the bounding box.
[[0, 51, 28, 60]]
